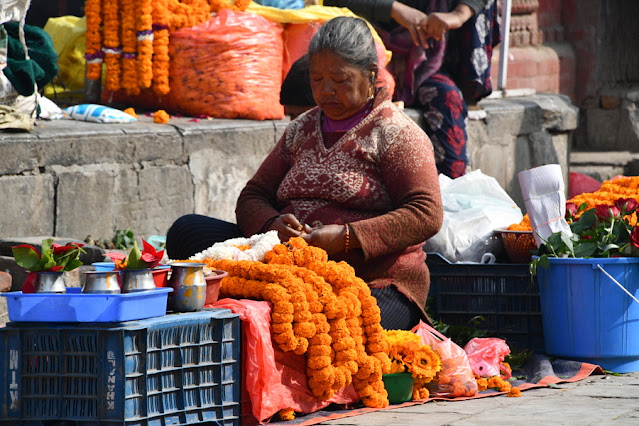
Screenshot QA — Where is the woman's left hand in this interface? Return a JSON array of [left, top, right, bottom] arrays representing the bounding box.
[[301, 224, 348, 256]]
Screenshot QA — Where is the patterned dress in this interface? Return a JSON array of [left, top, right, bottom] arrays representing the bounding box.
[[236, 90, 443, 319]]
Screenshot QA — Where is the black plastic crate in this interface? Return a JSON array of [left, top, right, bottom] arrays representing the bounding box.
[[426, 253, 544, 352], [0, 309, 241, 425]]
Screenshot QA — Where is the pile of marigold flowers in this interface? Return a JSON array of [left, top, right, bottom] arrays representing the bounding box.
[[200, 237, 392, 408], [509, 175, 639, 231], [385, 330, 442, 400]]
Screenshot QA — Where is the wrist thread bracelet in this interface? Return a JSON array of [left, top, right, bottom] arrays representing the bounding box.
[[344, 224, 350, 253]]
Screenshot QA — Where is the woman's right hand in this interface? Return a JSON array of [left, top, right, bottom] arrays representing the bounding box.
[[391, 2, 430, 48], [267, 214, 309, 242]]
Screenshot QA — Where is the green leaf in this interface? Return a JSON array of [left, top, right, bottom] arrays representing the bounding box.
[[547, 383, 563, 389], [12, 246, 43, 271], [573, 241, 597, 257], [63, 259, 83, 272], [126, 241, 148, 270]]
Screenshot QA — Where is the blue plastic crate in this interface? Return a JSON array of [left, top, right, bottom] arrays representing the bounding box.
[[426, 253, 544, 352], [0, 309, 241, 425], [1, 287, 172, 323]]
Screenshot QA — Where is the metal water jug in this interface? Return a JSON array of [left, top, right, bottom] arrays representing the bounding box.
[[122, 269, 156, 293], [33, 271, 66, 293], [82, 270, 121, 294], [168, 262, 206, 312]]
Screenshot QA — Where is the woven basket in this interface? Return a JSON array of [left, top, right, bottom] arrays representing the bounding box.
[[496, 229, 536, 263]]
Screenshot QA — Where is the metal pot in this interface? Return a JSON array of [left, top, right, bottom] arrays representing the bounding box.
[[82, 270, 121, 294], [121, 269, 156, 293], [168, 262, 206, 312], [33, 271, 66, 293]]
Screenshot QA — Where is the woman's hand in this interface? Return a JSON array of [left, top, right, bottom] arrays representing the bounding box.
[[423, 4, 475, 40], [301, 224, 359, 256], [390, 2, 430, 48], [267, 214, 309, 242]]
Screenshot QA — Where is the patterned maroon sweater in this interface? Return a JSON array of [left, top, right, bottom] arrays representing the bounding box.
[[236, 92, 443, 314]]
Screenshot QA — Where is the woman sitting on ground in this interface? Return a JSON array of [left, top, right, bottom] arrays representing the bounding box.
[[166, 16, 443, 330]]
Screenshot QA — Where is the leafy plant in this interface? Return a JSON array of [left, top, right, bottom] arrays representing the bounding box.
[[112, 228, 136, 250], [530, 198, 639, 275], [106, 240, 165, 270], [12, 238, 86, 272]]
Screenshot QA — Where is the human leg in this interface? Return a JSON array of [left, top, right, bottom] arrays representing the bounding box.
[[415, 71, 468, 179], [371, 285, 426, 330], [166, 214, 244, 260]]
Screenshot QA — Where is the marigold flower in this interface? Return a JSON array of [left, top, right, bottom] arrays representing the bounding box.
[[279, 408, 296, 421], [153, 110, 170, 124], [507, 386, 522, 397]]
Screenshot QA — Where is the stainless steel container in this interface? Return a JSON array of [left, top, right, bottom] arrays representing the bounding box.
[[82, 270, 121, 294], [168, 262, 206, 312], [121, 269, 156, 293], [33, 271, 66, 293]]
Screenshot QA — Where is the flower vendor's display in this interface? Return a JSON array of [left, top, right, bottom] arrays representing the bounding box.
[[12, 238, 85, 272], [84, 0, 251, 95], [195, 236, 391, 408], [531, 197, 639, 273], [510, 176, 639, 232], [107, 239, 164, 270], [385, 329, 442, 400]]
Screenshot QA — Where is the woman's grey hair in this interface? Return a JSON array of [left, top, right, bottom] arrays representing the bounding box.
[[307, 16, 378, 72]]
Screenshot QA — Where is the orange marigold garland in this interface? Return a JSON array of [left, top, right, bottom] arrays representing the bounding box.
[[102, 0, 122, 91], [136, 0, 154, 89], [208, 0, 251, 13], [84, 0, 103, 80], [120, 0, 140, 95], [198, 236, 391, 408], [151, 0, 170, 95]]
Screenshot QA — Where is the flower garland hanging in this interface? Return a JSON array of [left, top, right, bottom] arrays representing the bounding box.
[[151, 0, 171, 95], [136, 0, 154, 89], [121, 0, 140, 95], [102, 0, 122, 91], [84, 0, 103, 80]]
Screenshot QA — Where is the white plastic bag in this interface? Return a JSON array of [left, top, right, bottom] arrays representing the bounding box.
[[424, 170, 523, 263]]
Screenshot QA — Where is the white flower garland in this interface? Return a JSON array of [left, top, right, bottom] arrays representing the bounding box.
[[189, 230, 281, 262]]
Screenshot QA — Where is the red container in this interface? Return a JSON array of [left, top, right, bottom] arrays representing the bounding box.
[[152, 267, 170, 288], [205, 270, 228, 305]]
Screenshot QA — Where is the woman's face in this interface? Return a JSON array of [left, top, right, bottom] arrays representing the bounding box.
[[309, 50, 372, 121]]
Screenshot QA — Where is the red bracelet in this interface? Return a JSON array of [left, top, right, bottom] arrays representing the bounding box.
[[344, 224, 350, 253]]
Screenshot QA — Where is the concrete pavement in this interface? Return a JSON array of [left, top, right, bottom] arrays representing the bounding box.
[[315, 372, 639, 425]]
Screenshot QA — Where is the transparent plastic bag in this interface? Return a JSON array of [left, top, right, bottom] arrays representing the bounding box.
[[463, 337, 511, 378], [412, 321, 478, 398]]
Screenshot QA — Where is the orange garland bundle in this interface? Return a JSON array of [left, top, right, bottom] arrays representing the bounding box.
[[102, 0, 121, 91], [151, 0, 171, 95], [84, 0, 102, 80], [121, 0, 140, 95], [136, 0, 154, 88], [200, 237, 391, 408]]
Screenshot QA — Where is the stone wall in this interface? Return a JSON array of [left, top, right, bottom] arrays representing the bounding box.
[[0, 94, 577, 244]]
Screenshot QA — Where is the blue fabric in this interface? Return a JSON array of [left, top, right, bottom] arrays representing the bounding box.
[[253, 0, 305, 9]]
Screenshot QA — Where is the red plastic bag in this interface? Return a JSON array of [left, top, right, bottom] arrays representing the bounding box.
[[412, 321, 478, 398], [211, 298, 358, 424], [569, 172, 602, 199], [463, 337, 511, 378], [167, 10, 285, 120]]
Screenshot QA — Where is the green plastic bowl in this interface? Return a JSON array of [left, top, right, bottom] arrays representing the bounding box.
[[382, 372, 414, 404]]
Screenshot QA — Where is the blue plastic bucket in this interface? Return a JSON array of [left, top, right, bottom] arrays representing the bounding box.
[[536, 257, 639, 373]]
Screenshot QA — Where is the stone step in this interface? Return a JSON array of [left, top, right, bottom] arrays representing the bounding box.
[[570, 151, 639, 182]]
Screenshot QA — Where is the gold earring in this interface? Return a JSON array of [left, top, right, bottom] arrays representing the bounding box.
[[368, 85, 375, 101]]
